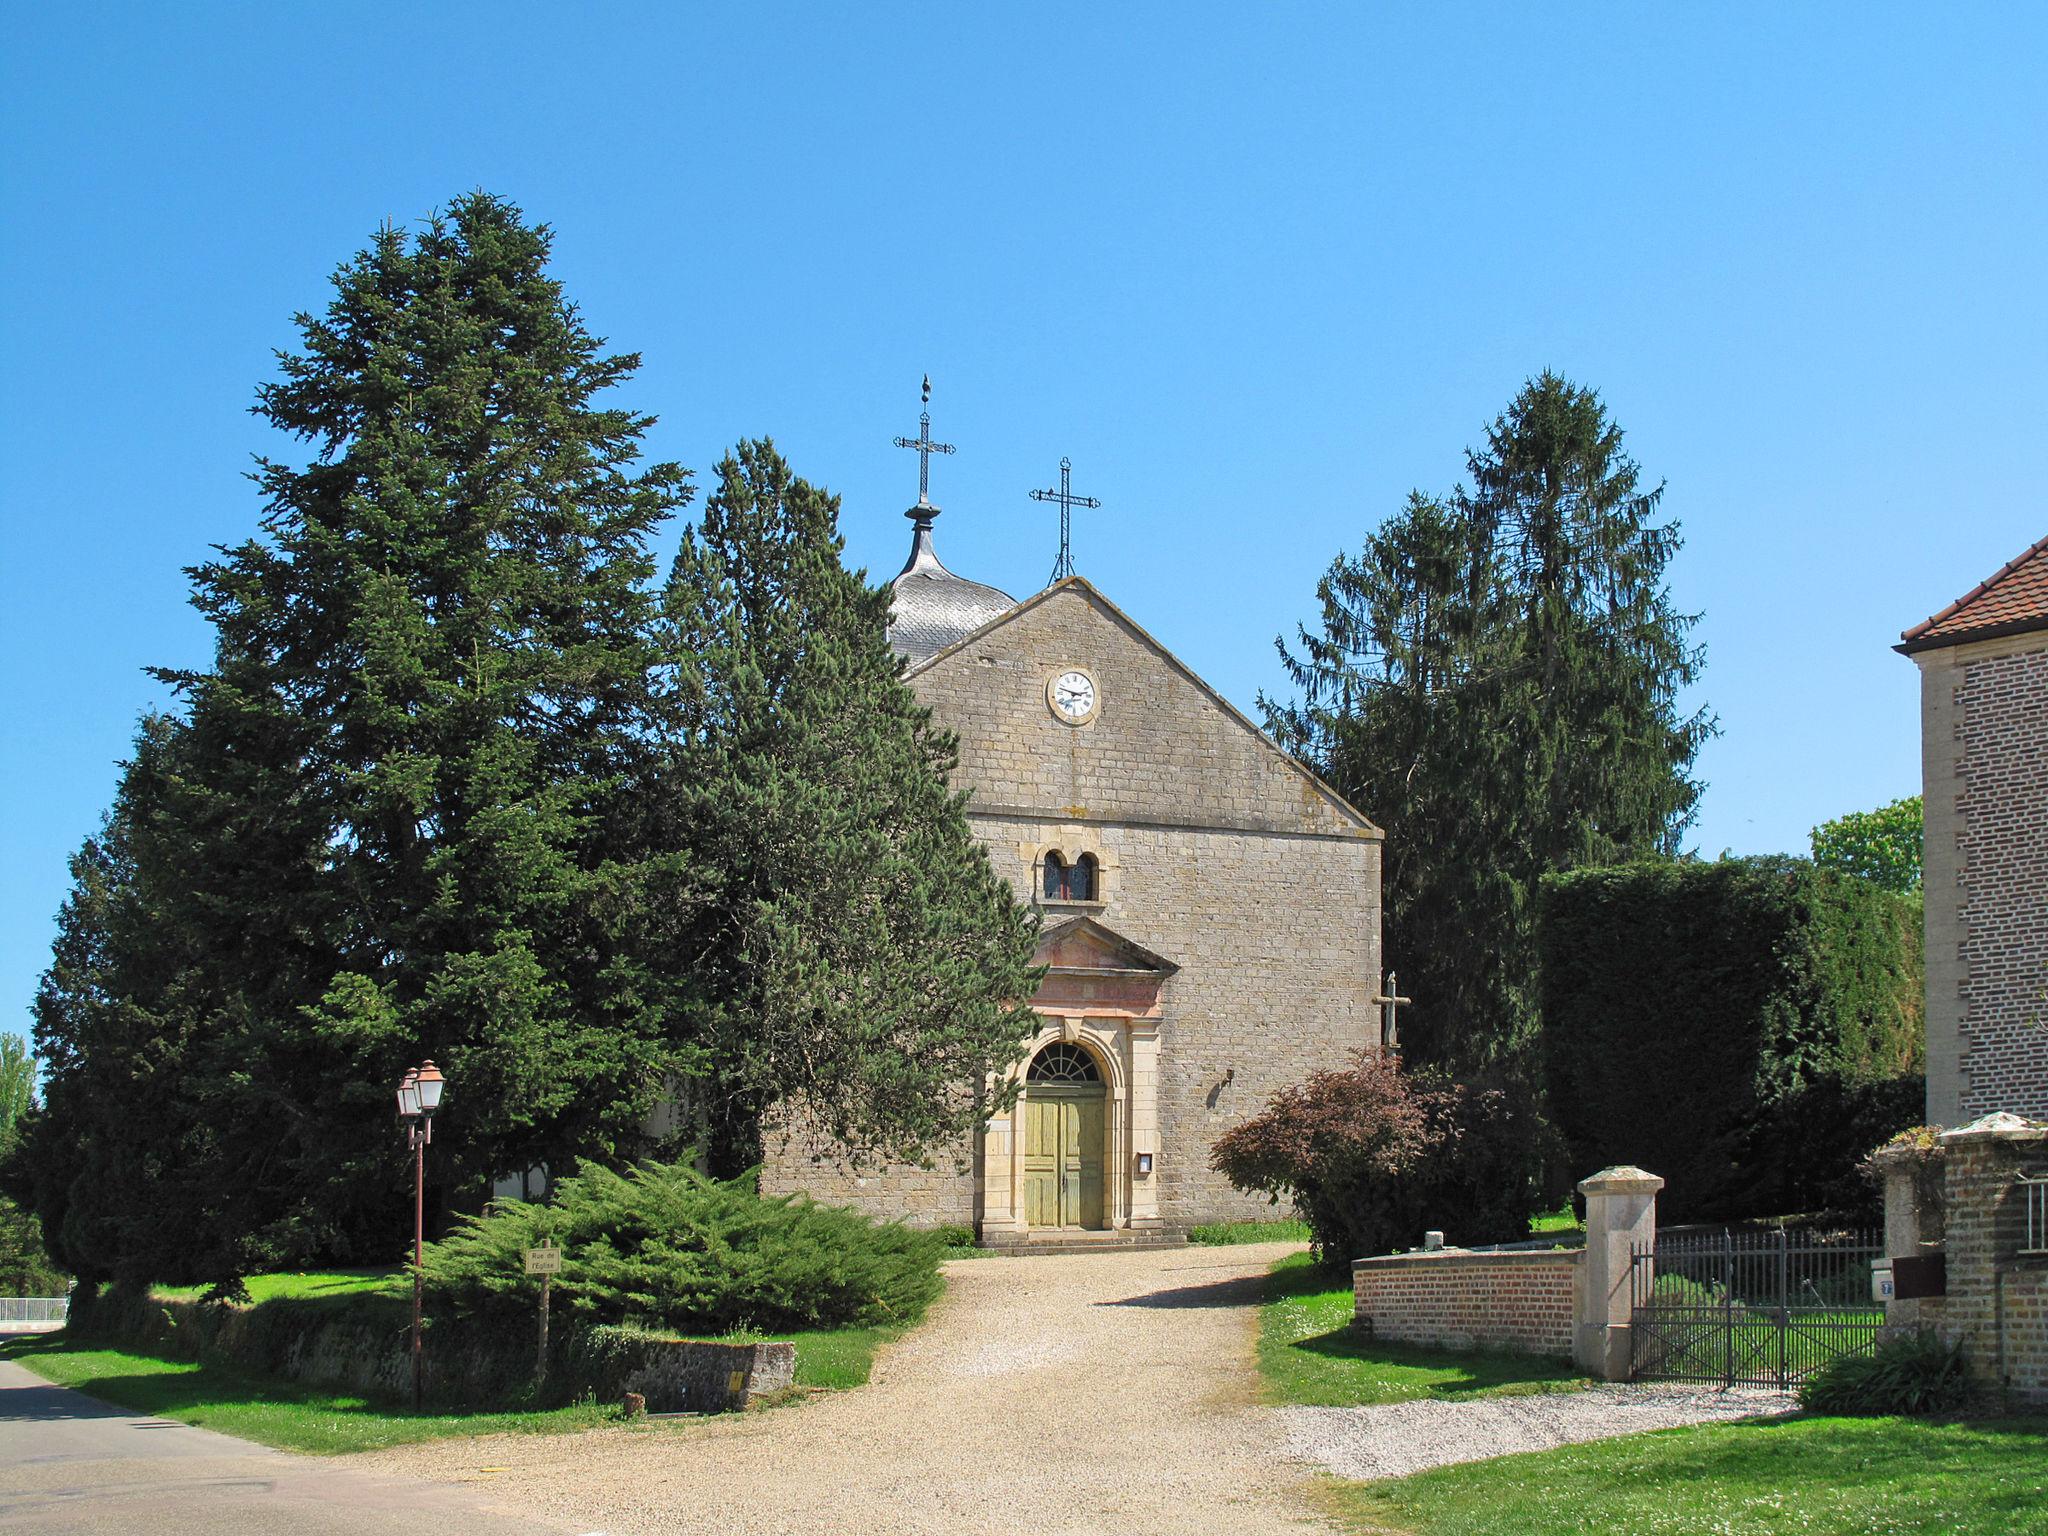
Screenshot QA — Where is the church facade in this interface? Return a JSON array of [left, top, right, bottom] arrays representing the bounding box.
[[761, 482, 1386, 1239]]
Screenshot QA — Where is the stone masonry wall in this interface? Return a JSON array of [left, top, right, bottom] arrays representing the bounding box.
[[1353, 1251, 1580, 1358], [1919, 632, 2048, 1123], [760, 1118, 978, 1231], [967, 811, 1379, 1223], [762, 582, 1384, 1229]]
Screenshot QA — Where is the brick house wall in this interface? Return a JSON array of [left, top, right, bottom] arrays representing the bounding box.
[[1914, 631, 2048, 1123], [762, 580, 1384, 1230], [1353, 1251, 1579, 1358]]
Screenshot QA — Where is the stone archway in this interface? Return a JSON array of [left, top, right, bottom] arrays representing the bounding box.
[[980, 917, 1178, 1243]]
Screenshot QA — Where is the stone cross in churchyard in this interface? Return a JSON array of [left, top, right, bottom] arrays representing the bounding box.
[[893, 374, 956, 516], [1031, 456, 1103, 585], [1371, 972, 1411, 1053]]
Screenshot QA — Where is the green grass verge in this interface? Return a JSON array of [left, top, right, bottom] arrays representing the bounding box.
[[0, 1333, 622, 1454], [151, 1268, 405, 1303], [1324, 1414, 2048, 1536], [1259, 1252, 1588, 1406], [9, 1276, 921, 1447], [1529, 1203, 1584, 1238], [1189, 1217, 1314, 1246]]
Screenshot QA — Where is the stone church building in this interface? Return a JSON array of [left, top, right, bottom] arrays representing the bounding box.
[[762, 452, 1386, 1242]]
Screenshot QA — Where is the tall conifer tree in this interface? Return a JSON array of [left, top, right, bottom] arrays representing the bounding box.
[[1271, 374, 1711, 1075], [660, 441, 1041, 1173], [25, 196, 697, 1278]]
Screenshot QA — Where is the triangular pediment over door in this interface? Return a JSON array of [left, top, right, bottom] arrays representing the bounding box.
[[1031, 915, 1177, 1013]]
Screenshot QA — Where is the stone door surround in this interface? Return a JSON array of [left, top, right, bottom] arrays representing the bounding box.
[[982, 917, 1175, 1237]]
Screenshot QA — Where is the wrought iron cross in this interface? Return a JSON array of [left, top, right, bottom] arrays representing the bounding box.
[[1371, 972, 1412, 1054], [892, 374, 955, 517], [1030, 456, 1102, 584]]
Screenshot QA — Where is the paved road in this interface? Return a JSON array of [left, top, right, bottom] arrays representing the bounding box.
[[360, 1242, 1335, 1536], [0, 1348, 573, 1536]]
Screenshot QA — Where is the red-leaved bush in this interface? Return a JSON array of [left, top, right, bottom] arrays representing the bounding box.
[[1210, 1053, 1550, 1268]]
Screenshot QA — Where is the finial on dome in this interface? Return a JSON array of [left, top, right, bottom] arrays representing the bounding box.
[[892, 374, 956, 526]]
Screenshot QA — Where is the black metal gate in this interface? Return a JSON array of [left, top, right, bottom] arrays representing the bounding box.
[[1629, 1227, 1884, 1387]]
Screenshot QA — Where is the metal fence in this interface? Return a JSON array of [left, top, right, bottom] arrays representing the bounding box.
[[1629, 1227, 1883, 1388], [0, 1296, 68, 1325]]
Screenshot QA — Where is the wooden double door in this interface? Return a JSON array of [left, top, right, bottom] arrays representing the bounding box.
[[1021, 1083, 1107, 1230]]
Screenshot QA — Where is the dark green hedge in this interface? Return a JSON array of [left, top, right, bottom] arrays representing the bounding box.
[[1539, 857, 1923, 1223]]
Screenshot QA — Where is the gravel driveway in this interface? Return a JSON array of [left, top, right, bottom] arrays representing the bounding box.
[[354, 1241, 1334, 1536], [1282, 1382, 1797, 1482]]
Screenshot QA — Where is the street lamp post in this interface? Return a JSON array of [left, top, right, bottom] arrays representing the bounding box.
[[394, 1059, 447, 1412]]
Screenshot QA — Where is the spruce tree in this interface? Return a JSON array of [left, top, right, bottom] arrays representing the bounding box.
[[24, 196, 697, 1279], [1271, 374, 1710, 1076], [660, 440, 1041, 1173]]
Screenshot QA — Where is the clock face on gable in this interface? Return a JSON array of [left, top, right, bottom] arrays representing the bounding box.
[[1048, 667, 1098, 726]]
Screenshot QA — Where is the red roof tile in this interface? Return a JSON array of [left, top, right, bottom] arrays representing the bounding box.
[[1899, 534, 2048, 653]]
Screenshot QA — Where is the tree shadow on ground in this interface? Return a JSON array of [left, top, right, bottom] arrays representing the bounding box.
[[1096, 1272, 1271, 1310], [1285, 1324, 1588, 1396]]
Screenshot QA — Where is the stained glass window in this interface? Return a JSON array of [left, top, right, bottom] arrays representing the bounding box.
[[1043, 852, 1067, 900]]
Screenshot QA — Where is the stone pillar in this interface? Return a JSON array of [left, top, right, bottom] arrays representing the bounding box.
[[1127, 1017, 1163, 1230], [1574, 1165, 1664, 1381]]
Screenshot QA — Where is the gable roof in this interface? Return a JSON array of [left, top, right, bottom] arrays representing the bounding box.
[[1899, 534, 2048, 654], [907, 575, 1382, 837]]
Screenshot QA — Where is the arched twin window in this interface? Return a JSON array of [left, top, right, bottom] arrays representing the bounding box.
[[1041, 850, 1099, 903]]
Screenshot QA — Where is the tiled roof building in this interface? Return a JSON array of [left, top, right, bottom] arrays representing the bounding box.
[[1902, 534, 2048, 1124]]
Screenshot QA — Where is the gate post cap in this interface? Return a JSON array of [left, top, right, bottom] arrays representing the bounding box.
[[1577, 1165, 1665, 1196], [1939, 1112, 2048, 1144]]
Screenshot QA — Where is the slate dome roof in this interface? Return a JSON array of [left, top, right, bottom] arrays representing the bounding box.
[[886, 514, 1016, 666]]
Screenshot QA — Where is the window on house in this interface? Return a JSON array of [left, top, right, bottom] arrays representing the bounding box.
[[1043, 851, 1067, 900], [1069, 853, 1097, 901]]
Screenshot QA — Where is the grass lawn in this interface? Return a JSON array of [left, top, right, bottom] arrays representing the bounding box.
[[9, 1266, 925, 1449], [1190, 1217, 1314, 1246], [1259, 1251, 1588, 1406], [1325, 1414, 2048, 1536], [0, 1332, 623, 1454], [151, 1268, 405, 1303]]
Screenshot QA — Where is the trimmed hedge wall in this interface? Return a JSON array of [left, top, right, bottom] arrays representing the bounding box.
[[1539, 857, 1923, 1223]]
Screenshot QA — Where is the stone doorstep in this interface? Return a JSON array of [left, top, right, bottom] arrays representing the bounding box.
[[978, 1227, 1190, 1255]]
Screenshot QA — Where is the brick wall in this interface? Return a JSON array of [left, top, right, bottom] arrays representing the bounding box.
[[1352, 1250, 1580, 1359], [1918, 633, 2048, 1122], [1883, 1121, 2048, 1405]]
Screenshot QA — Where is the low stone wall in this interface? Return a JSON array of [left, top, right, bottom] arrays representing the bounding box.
[[1353, 1249, 1580, 1359], [67, 1285, 793, 1413]]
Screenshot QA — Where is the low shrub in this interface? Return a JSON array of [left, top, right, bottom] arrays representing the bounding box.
[[1210, 1053, 1550, 1268], [1798, 1329, 1971, 1415], [423, 1158, 943, 1336]]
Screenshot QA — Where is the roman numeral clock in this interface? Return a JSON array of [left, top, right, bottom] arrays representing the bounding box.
[[1048, 667, 1098, 726]]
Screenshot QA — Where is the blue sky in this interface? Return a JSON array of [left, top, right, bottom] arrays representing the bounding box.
[[3, 5, 2044, 1036]]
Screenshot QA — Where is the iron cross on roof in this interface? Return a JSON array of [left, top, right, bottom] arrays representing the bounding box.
[[892, 374, 955, 522], [1031, 456, 1103, 585]]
